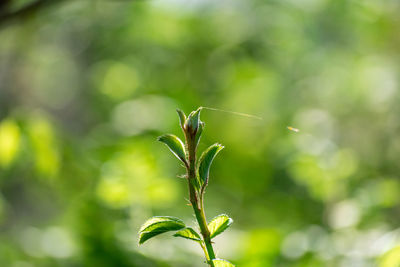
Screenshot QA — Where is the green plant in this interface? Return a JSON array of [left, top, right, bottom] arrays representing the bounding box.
[[138, 107, 234, 267]]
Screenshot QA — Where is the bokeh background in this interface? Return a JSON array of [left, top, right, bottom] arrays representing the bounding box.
[[1, 0, 400, 266]]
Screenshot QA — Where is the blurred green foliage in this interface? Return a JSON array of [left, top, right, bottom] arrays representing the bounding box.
[[0, 0, 400, 266]]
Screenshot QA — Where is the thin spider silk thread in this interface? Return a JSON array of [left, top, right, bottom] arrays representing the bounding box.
[[200, 107, 300, 132], [200, 106, 263, 120]]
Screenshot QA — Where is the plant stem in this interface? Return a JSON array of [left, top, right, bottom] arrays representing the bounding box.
[[185, 131, 216, 267], [200, 242, 209, 260]]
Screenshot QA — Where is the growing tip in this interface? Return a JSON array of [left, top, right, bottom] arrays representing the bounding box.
[[184, 108, 203, 135]]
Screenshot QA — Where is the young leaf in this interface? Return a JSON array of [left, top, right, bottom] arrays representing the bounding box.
[[198, 143, 224, 187], [176, 109, 186, 129], [158, 134, 187, 164], [173, 227, 201, 242], [138, 216, 185, 245], [208, 214, 233, 239], [194, 121, 204, 147], [185, 108, 201, 134], [212, 259, 235, 267]]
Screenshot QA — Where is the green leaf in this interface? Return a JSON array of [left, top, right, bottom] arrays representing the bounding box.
[[173, 227, 201, 242], [212, 259, 235, 267], [138, 216, 185, 245], [208, 214, 233, 239], [176, 109, 186, 129], [157, 134, 187, 164], [198, 143, 224, 187], [185, 108, 201, 134], [194, 121, 204, 147]]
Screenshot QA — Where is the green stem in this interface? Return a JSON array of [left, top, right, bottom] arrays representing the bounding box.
[[200, 241, 209, 261], [192, 201, 216, 261], [185, 131, 216, 267]]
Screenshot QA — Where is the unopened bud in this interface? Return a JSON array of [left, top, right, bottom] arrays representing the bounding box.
[[184, 107, 202, 135]]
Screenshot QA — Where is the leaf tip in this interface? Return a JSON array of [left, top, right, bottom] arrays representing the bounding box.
[[157, 134, 169, 142], [176, 109, 187, 127]]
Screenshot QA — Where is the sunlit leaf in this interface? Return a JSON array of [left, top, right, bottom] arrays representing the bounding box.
[[212, 259, 235, 267], [173, 227, 201, 241], [198, 143, 224, 187], [176, 109, 186, 129], [138, 216, 185, 245], [158, 134, 187, 164], [208, 214, 233, 239]]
